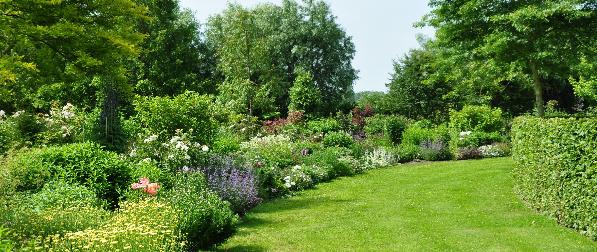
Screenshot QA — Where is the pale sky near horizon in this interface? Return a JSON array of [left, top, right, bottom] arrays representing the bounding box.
[[179, 0, 435, 92]]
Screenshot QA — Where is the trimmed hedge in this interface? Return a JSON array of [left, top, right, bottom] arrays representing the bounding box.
[[511, 116, 596, 240]]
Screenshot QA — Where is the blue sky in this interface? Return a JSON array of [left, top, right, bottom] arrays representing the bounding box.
[[179, 0, 434, 92]]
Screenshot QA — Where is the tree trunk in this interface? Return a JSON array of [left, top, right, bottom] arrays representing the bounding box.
[[529, 61, 544, 117]]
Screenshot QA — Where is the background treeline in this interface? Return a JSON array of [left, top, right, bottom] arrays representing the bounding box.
[[358, 0, 596, 121], [0, 0, 356, 120]]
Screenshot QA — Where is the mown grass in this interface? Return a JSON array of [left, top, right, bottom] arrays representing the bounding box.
[[218, 158, 596, 251]]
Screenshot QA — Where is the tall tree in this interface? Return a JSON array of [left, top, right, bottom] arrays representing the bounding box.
[[423, 0, 597, 116], [0, 0, 147, 112], [133, 0, 217, 96], [206, 0, 357, 117]]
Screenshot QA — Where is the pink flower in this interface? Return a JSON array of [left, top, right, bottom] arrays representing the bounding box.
[[131, 177, 160, 196]]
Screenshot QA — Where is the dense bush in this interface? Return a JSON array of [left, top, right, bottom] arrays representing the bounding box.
[[364, 115, 409, 145], [0, 143, 132, 207], [362, 147, 398, 169], [1, 182, 109, 241], [306, 118, 342, 135], [133, 91, 217, 145], [386, 116, 408, 144], [240, 134, 297, 170], [0, 111, 44, 154], [420, 140, 452, 161], [167, 173, 238, 250], [130, 129, 210, 172], [512, 116, 596, 240], [303, 147, 357, 178], [449, 105, 505, 133], [322, 131, 354, 148]]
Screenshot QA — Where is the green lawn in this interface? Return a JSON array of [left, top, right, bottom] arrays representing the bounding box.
[[218, 158, 596, 251]]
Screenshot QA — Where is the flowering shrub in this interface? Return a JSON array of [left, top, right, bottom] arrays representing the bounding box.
[[0, 182, 109, 246], [281, 165, 313, 191], [38, 102, 84, 145], [301, 164, 330, 183], [201, 156, 261, 215], [240, 134, 297, 170], [130, 129, 210, 172], [478, 143, 511, 158], [133, 91, 217, 145], [363, 147, 398, 169]]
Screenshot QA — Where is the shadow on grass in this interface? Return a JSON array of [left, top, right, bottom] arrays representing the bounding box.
[[250, 196, 351, 214], [214, 244, 267, 252]]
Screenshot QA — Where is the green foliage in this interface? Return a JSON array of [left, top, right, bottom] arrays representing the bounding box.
[[449, 105, 505, 133], [307, 118, 342, 135], [322, 131, 353, 148], [396, 144, 420, 163], [167, 173, 238, 250], [364, 115, 409, 145], [0, 0, 147, 111], [424, 0, 597, 116], [1, 182, 109, 241], [133, 91, 217, 145], [240, 134, 297, 170], [288, 69, 322, 114], [303, 147, 355, 178], [355, 91, 391, 114], [385, 116, 409, 145], [1, 143, 132, 207], [570, 56, 597, 104], [133, 0, 216, 96], [207, 0, 357, 117], [512, 116, 597, 240], [386, 45, 454, 121]]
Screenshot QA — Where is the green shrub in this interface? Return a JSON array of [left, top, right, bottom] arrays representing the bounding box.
[[323, 131, 353, 148], [1, 182, 109, 240], [240, 134, 297, 170], [386, 116, 408, 145], [449, 105, 505, 133], [306, 118, 342, 135], [419, 140, 452, 161], [167, 173, 238, 250], [512, 116, 596, 240], [212, 131, 242, 154], [364, 115, 387, 136], [133, 91, 217, 145], [1, 143, 132, 207], [303, 147, 354, 178], [396, 144, 420, 163], [23, 199, 183, 251]]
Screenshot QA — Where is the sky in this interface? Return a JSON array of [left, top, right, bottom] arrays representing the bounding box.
[[179, 0, 435, 92]]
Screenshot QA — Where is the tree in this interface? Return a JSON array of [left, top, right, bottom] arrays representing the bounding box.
[[133, 0, 217, 96], [423, 0, 597, 116], [206, 0, 357, 117], [386, 46, 454, 121], [288, 69, 321, 114], [0, 0, 147, 112]]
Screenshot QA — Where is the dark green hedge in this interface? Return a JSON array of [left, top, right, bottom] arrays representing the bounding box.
[[511, 116, 596, 240]]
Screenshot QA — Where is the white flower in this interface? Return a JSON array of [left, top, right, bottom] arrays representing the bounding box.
[[142, 158, 152, 163], [170, 136, 182, 144], [202, 145, 209, 152], [184, 154, 191, 160], [12, 110, 24, 117], [129, 148, 137, 157], [292, 165, 302, 171], [175, 141, 189, 151], [0, 110, 5, 118], [144, 135, 158, 143], [459, 131, 472, 137]]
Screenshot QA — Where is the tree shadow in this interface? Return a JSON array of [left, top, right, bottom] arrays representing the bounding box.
[[213, 245, 267, 252]]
